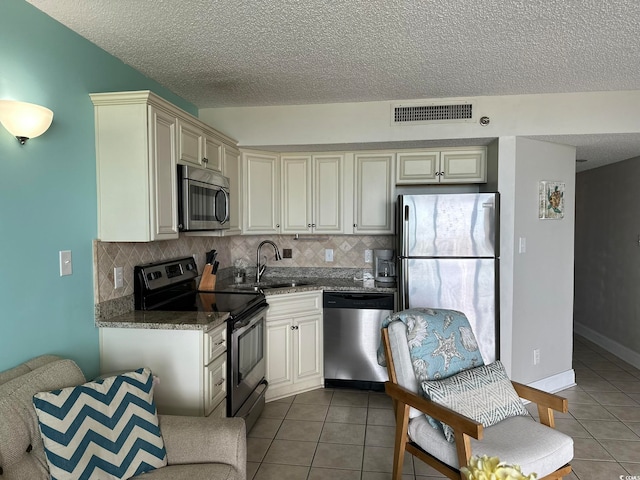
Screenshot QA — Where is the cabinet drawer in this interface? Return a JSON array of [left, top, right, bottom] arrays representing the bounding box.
[[204, 354, 226, 416], [210, 398, 227, 418], [204, 324, 227, 365], [267, 292, 322, 320]]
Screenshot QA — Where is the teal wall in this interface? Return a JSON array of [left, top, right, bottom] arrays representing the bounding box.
[[0, 0, 196, 377]]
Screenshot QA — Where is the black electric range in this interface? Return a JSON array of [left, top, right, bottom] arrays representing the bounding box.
[[134, 256, 267, 321], [133, 257, 269, 426]]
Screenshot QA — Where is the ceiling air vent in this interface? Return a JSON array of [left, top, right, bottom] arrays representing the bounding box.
[[392, 102, 474, 125]]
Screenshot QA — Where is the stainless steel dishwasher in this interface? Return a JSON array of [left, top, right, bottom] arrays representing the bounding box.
[[323, 291, 395, 390]]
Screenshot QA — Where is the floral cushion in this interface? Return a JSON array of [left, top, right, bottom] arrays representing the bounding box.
[[378, 308, 483, 381], [422, 361, 529, 442], [378, 308, 484, 429]]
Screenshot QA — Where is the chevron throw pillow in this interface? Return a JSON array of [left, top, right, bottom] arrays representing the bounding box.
[[421, 361, 529, 443], [32, 367, 167, 480]]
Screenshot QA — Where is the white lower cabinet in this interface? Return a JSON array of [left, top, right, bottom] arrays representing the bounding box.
[[100, 322, 227, 417], [265, 291, 323, 401]]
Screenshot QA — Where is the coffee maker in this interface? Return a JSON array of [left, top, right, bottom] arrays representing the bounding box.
[[373, 249, 396, 284]]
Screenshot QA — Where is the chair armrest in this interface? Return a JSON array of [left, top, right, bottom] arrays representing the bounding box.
[[511, 381, 568, 428], [385, 381, 483, 440], [158, 414, 246, 477]]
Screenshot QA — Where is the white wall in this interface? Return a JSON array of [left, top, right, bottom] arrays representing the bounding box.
[[200, 91, 640, 148], [505, 138, 576, 386]]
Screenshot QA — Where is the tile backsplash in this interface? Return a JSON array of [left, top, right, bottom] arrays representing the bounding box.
[[94, 234, 393, 303]]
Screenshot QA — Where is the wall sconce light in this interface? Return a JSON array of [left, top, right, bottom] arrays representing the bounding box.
[[0, 100, 54, 145]]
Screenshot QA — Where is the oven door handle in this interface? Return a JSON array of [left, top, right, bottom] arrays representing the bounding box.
[[232, 307, 267, 336]]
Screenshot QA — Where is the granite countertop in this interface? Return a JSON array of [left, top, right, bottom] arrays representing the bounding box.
[[96, 309, 229, 331], [95, 268, 396, 330], [216, 276, 396, 295]]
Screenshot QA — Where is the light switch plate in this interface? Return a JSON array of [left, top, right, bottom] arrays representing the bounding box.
[[59, 250, 72, 276], [364, 249, 373, 263], [114, 266, 124, 289], [325, 249, 334, 262], [518, 237, 526, 254]]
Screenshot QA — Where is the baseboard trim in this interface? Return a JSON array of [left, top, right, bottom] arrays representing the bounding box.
[[527, 369, 576, 394], [574, 322, 640, 369]]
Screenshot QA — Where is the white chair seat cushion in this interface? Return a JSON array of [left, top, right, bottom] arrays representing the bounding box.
[[408, 414, 573, 479]]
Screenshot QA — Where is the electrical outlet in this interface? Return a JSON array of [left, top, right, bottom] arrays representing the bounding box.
[[325, 248, 334, 262], [114, 266, 124, 289], [59, 250, 72, 276], [364, 249, 373, 263], [533, 349, 541, 365]]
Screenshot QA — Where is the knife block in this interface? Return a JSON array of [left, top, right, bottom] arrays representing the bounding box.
[[199, 264, 217, 291]]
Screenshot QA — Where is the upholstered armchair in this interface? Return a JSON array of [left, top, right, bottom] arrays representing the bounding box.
[[380, 308, 573, 480]]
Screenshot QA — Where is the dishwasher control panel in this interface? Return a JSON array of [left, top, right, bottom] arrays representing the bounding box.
[[323, 292, 395, 310]]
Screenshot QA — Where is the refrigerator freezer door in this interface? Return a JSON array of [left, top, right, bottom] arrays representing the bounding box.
[[398, 257, 497, 363], [398, 193, 498, 258]]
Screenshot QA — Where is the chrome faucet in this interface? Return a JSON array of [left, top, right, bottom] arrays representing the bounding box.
[[256, 240, 282, 282]]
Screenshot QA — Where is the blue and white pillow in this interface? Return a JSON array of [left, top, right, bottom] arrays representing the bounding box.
[[422, 361, 529, 442], [33, 367, 167, 480]]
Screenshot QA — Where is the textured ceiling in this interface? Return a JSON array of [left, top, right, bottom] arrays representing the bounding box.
[[26, 0, 640, 170]]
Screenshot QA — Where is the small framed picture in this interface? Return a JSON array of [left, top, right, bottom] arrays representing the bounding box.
[[539, 181, 565, 219]]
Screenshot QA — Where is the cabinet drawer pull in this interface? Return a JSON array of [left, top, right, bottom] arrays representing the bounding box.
[[213, 340, 225, 346], [215, 378, 225, 387]]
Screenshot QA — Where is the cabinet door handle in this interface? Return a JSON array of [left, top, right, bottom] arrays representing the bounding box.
[[202, 157, 209, 163], [215, 378, 225, 387], [353, 223, 357, 228], [308, 223, 312, 228], [290, 325, 299, 330]]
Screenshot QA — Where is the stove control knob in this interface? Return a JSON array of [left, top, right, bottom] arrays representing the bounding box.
[[146, 271, 162, 281]]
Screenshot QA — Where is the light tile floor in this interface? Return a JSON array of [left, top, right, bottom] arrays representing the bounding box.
[[247, 335, 640, 479]]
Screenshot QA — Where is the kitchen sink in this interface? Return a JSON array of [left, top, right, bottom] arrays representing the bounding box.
[[231, 281, 311, 291]]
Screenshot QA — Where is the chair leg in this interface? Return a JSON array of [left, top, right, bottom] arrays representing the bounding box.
[[392, 402, 411, 480]]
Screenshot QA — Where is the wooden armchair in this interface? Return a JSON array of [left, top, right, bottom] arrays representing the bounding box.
[[381, 312, 573, 480]]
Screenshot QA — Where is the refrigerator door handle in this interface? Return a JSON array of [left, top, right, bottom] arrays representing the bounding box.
[[403, 205, 410, 256], [399, 258, 410, 311]]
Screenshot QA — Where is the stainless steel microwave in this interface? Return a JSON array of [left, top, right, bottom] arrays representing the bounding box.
[[178, 165, 230, 231]]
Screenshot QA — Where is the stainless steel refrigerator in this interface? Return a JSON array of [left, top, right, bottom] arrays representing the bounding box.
[[397, 193, 499, 363]]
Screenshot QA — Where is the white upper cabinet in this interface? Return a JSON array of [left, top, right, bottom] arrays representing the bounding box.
[[149, 107, 180, 240], [91, 91, 179, 242], [396, 147, 486, 184], [396, 150, 440, 183], [242, 151, 281, 234], [222, 145, 242, 236], [440, 148, 486, 183], [177, 118, 203, 167], [281, 154, 344, 234], [178, 119, 223, 171], [353, 153, 395, 234], [202, 130, 223, 171], [91, 90, 238, 241]]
